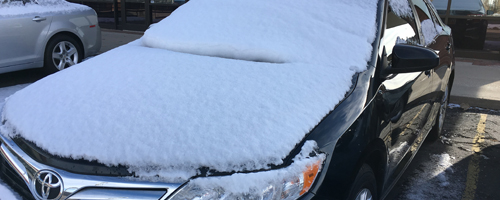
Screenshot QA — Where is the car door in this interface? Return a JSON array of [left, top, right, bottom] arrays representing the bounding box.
[[378, 2, 434, 186], [411, 0, 453, 130], [0, 11, 53, 68], [423, 0, 454, 116]]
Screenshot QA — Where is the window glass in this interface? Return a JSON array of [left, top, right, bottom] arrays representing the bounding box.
[[432, 0, 484, 12], [383, 5, 420, 52], [425, 0, 445, 27], [412, 0, 441, 45]]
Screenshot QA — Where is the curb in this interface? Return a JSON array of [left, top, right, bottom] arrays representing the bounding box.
[[450, 95, 500, 110]]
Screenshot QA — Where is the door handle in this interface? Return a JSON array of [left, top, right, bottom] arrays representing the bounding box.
[[445, 42, 451, 51], [32, 16, 46, 22]]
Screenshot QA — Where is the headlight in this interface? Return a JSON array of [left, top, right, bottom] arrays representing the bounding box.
[[168, 141, 325, 200]]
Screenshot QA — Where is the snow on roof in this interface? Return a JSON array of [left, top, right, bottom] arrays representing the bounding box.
[[0, 0, 90, 17], [1, 0, 378, 182]]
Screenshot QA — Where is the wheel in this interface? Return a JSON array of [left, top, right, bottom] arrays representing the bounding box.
[[427, 84, 450, 142], [44, 35, 82, 72], [347, 164, 377, 200]]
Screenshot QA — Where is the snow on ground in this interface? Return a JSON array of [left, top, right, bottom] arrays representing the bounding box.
[[1, 0, 380, 182], [0, 0, 90, 17], [488, 24, 500, 30], [402, 153, 460, 200], [0, 179, 21, 200]]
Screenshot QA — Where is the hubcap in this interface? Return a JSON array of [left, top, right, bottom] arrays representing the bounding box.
[[52, 41, 78, 71], [355, 188, 373, 200], [438, 86, 450, 131]]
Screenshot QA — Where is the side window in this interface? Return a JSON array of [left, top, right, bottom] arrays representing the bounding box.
[[412, 0, 442, 46], [425, 0, 445, 27], [381, 2, 420, 56]]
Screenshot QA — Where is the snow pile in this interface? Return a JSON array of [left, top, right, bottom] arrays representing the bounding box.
[[0, 0, 90, 17], [421, 19, 442, 46], [404, 153, 460, 200], [1, 0, 378, 182], [142, 0, 377, 72]]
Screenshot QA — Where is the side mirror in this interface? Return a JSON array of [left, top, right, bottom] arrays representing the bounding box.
[[487, 10, 494, 15], [384, 44, 439, 74]]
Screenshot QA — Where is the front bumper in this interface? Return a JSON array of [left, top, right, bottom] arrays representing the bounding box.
[[0, 133, 181, 200]]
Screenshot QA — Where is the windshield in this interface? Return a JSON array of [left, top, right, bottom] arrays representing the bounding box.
[[431, 0, 485, 12]]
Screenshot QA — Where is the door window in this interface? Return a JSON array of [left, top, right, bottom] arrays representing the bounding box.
[[412, 0, 442, 46]]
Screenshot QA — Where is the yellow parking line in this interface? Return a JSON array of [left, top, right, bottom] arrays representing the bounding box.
[[461, 114, 487, 200], [472, 114, 487, 153]]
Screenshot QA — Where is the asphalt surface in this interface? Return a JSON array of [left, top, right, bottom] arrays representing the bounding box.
[[388, 106, 500, 200]]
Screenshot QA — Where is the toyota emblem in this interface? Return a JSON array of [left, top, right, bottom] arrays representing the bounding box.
[[33, 170, 63, 200]]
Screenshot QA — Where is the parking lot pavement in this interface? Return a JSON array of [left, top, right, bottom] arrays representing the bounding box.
[[99, 29, 143, 54], [389, 106, 500, 200], [450, 58, 500, 110]]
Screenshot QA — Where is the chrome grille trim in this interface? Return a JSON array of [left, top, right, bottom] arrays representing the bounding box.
[[0, 133, 182, 200]]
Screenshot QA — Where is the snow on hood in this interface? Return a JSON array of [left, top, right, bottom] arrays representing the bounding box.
[[0, 0, 377, 182], [0, 0, 90, 17]]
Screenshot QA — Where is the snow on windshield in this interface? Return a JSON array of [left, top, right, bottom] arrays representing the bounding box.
[[1, 0, 378, 182], [142, 0, 377, 70], [0, 0, 90, 16]]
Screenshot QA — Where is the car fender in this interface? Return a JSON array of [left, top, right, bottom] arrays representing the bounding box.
[[45, 9, 100, 58]]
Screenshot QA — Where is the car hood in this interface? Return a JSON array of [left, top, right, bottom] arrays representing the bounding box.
[[0, 0, 378, 182]]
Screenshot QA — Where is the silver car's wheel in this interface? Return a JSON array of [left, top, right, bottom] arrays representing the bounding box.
[[355, 188, 373, 200], [52, 41, 79, 71], [44, 35, 82, 73]]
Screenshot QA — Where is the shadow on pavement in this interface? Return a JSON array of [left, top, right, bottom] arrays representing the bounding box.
[[387, 107, 500, 200], [0, 68, 50, 88]]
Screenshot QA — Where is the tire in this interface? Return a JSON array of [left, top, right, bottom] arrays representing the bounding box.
[[427, 84, 450, 142], [347, 164, 377, 200], [44, 35, 82, 73]]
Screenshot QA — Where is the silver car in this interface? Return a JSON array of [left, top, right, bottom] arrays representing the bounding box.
[[0, 0, 101, 74]]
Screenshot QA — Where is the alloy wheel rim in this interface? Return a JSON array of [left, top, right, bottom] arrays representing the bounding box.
[[438, 86, 450, 131], [52, 41, 78, 71], [355, 188, 373, 200]]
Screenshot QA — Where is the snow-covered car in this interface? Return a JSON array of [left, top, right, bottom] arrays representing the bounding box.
[[0, 0, 454, 200], [0, 0, 101, 74]]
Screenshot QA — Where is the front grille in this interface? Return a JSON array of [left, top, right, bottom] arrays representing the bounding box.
[[0, 153, 35, 200]]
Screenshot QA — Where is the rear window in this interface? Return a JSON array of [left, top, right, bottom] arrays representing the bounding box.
[[431, 0, 484, 11]]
